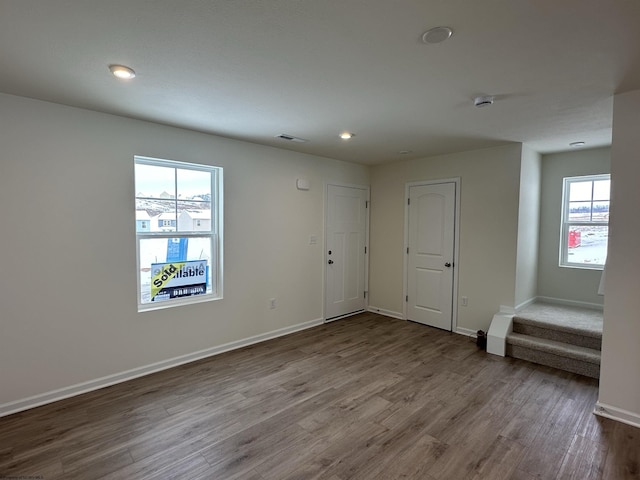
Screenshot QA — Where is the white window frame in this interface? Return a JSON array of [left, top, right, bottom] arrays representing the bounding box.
[[559, 174, 610, 270], [135, 156, 223, 311]]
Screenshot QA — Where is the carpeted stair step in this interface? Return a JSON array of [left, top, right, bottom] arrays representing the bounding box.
[[512, 318, 601, 350], [506, 332, 600, 379], [512, 303, 603, 351]]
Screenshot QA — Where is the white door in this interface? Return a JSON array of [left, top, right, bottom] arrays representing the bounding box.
[[407, 182, 456, 330], [325, 185, 368, 320]]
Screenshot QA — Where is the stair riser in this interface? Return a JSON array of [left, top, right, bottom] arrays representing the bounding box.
[[507, 344, 600, 379], [512, 322, 601, 351]]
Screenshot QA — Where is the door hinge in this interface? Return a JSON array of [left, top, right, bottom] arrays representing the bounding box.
[[364, 291, 367, 299], [407, 198, 410, 205], [366, 200, 369, 208], [364, 246, 367, 254], [406, 247, 409, 254], [406, 295, 408, 302]]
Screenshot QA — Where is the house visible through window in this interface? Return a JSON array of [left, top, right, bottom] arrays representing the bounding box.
[[560, 174, 610, 269], [135, 156, 223, 310]]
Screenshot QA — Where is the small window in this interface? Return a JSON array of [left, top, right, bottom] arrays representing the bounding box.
[[560, 174, 610, 269], [135, 156, 223, 310]]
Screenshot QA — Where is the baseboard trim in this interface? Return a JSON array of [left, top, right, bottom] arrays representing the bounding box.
[[515, 298, 537, 311], [536, 296, 604, 311], [456, 327, 477, 338], [367, 306, 404, 320], [324, 310, 365, 323], [487, 313, 514, 357], [594, 402, 640, 429], [0, 317, 324, 418], [499, 304, 516, 315]]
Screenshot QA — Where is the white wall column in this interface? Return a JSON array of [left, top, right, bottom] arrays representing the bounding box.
[[597, 89, 640, 427]]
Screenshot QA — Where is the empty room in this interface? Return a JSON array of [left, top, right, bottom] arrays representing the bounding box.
[[1, 1, 640, 479]]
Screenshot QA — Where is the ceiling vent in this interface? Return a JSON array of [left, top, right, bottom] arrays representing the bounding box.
[[473, 95, 494, 107], [276, 134, 308, 143]]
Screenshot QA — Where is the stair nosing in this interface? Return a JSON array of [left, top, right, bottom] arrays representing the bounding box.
[[506, 332, 601, 364], [512, 315, 602, 339]]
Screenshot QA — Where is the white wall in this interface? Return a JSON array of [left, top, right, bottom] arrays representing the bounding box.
[[537, 147, 610, 306], [598, 89, 640, 424], [0, 93, 369, 410], [514, 145, 541, 308], [368, 144, 523, 333]]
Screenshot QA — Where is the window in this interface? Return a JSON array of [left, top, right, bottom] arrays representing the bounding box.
[[560, 174, 610, 269], [135, 156, 223, 310]]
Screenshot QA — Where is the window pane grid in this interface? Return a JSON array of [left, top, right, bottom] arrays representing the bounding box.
[[135, 156, 222, 309], [136, 232, 216, 239], [562, 222, 608, 227], [560, 174, 610, 269]]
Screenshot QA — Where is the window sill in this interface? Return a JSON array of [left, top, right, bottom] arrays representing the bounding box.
[[558, 264, 604, 271], [138, 293, 222, 312]]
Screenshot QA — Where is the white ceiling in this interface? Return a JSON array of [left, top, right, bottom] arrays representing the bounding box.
[[1, 0, 639, 165]]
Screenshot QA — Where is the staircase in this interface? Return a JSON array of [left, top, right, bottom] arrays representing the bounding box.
[[506, 302, 603, 379]]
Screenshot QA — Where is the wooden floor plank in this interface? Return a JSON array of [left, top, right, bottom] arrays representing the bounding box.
[[601, 421, 640, 479], [1, 312, 638, 480], [555, 434, 607, 480]]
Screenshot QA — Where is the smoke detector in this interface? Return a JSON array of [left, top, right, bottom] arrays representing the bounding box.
[[473, 96, 494, 107]]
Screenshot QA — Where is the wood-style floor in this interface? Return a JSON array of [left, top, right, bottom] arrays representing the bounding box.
[[1, 312, 639, 480]]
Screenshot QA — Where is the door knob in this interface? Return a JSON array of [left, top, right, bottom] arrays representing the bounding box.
[[444, 262, 451, 267], [328, 260, 334, 265]]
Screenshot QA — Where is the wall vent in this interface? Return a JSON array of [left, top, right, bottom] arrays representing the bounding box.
[[276, 134, 308, 143]]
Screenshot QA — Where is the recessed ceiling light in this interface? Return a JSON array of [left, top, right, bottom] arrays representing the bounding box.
[[421, 26, 453, 45], [109, 64, 136, 80], [399, 150, 412, 155], [339, 132, 355, 140], [570, 141, 586, 147]]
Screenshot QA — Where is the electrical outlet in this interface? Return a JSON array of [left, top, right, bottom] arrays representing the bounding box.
[[461, 296, 468, 307], [269, 298, 277, 309]]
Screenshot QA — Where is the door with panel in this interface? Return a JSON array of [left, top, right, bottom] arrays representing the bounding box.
[[325, 184, 368, 321], [406, 182, 456, 330]]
